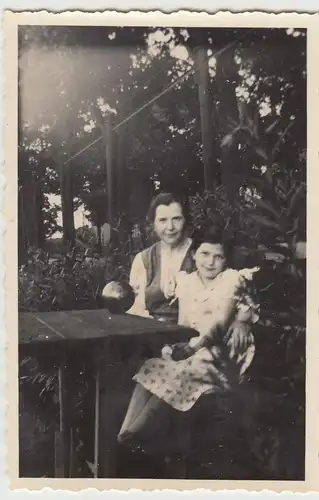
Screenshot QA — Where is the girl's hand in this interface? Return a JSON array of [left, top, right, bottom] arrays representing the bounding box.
[[226, 319, 251, 353], [171, 343, 195, 361], [161, 345, 173, 359]]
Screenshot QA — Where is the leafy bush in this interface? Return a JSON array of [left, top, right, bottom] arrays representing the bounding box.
[[19, 246, 131, 313], [242, 173, 305, 479], [190, 186, 238, 234]]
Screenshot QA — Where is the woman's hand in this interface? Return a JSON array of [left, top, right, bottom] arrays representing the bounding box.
[[171, 342, 195, 361]]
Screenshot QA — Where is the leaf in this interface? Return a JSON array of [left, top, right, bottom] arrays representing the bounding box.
[[255, 146, 268, 161], [286, 217, 299, 236], [286, 184, 306, 217], [270, 244, 292, 257], [265, 118, 280, 135], [250, 197, 281, 220], [275, 180, 289, 201], [221, 133, 234, 148], [263, 250, 286, 263], [248, 177, 276, 204], [248, 214, 281, 231]]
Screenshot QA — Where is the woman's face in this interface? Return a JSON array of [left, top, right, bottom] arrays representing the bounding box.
[[153, 202, 186, 247], [194, 242, 226, 280]]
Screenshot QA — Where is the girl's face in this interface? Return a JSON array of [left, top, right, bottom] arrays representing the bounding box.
[[194, 242, 226, 280], [153, 202, 186, 247]]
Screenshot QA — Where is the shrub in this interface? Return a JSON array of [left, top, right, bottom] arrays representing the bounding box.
[[18, 246, 131, 313]]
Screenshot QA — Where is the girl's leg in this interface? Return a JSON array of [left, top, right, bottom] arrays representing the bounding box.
[[118, 390, 171, 443], [118, 383, 153, 438]]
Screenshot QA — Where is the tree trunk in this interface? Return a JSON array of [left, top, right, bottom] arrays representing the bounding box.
[[105, 116, 114, 226], [60, 163, 75, 247], [116, 124, 130, 253], [214, 47, 240, 203], [21, 168, 43, 249], [194, 47, 214, 192], [35, 172, 45, 249], [116, 124, 127, 213], [96, 220, 102, 256]]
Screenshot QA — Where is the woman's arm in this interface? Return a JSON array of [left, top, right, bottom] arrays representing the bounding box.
[[126, 253, 151, 318]]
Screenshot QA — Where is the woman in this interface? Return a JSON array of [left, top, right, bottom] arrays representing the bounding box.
[[127, 191, 194, 323]]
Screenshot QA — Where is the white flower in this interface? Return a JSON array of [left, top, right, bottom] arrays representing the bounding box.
[[239, 267, 260, 281]]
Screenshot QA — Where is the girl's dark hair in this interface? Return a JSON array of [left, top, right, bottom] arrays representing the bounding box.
[[146, 191, 191, 226], [191, 225, 233, 262]]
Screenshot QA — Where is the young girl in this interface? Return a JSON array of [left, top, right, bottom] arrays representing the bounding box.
[[117, 226, 259, 444]]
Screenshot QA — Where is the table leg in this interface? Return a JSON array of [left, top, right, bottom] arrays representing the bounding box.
[[54, 362, 70, 478], [69, 427, 76, 477], [94, 351, 119, 478]]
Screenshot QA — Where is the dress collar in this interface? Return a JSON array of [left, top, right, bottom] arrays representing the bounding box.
[[192, 268, 228, 292]]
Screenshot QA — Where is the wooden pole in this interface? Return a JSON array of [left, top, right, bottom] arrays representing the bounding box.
[[105, 115, 114, 226], [194, 47, 214, 192]]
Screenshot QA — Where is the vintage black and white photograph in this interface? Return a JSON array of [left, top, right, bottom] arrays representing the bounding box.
[[14, 16, 307, 484]]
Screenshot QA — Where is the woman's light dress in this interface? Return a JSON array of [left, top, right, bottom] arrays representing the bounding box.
[[132, 268, 259, 412], [127, 238, 193, 319]]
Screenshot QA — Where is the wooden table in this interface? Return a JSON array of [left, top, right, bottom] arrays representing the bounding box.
[[19, 309, 198, 478]]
